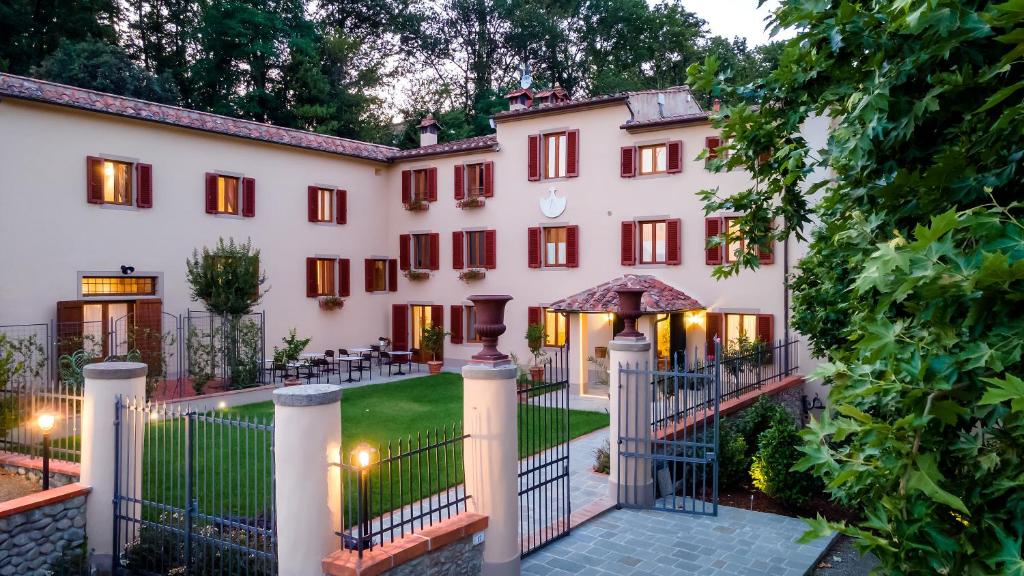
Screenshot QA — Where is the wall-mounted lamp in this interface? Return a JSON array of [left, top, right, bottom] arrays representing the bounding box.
[[802, 393, 825, 415], [120, 265, 135, 275], [685, 310, 706, 328]]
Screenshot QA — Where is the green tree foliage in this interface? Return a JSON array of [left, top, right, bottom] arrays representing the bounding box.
[[688, 1, 1024, 573], [0, 0, 118, 73], [33, 39, 179, 103], [185, 238, 267, 316]]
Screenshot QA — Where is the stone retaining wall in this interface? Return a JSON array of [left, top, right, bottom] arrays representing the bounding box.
[[0, 483, 89, 575], [0, 460, 79, 489]]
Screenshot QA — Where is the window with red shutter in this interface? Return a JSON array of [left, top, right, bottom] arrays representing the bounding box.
[[706, 312, 723, 357], [399, 234, 411, 270], [305, 257, 317, 297], [388, 259, 398, 292], [135, 163, 153, 208], [205, 173, 218, 213], [87, 157, 135, 206], [452, 231, 464, 269], [566, 129, 579, 177], [429, 233, 440, 270], [483, 162, 494, 197], [454, 165, 465, 200], [705, 217, 724, 265], [528, 306, 542, 327], [666, 219, 681, 265], [667, 140, 683, 173], [620, 147, 636, 178], [528, 227, 542, 268], [336, 189, 347, 224], [87, 157, 104, 204], [401, 170, 412, 205], [241, 177, 255, 217], [528, 135, 541, 181], [450, 305, 464, 344], [338, 258, 350, 297], [705, 136, 722, 168], [307, 186, 319, 222], [756, 314, 774, 345], [427, 168, 438, 202], [758, 239, 774, 265], [484, 230, 497, 269], [621, 221, 636, 266], [364, 259, 374, 292], [392, 304, 409, 351], [566, 225, 579, 268]]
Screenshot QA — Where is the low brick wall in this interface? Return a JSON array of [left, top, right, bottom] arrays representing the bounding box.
[[0, 483, 90, 575], [0, 452, 80, 489], [322, 513, 488, 576]]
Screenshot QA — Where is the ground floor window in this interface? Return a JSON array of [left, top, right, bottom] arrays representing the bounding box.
[[724, 313, 758, 348], [411, 305, 433, 349], [544, 308, 567, 347], [465, 306, 480, 342], [81, 276, 157, 297]]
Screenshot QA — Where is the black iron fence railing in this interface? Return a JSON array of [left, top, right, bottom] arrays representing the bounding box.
[[719, 338, 799, 400], [339, 423, 469, 558]]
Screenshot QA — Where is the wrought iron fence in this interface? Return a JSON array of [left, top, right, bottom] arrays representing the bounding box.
[[719, 338, 799, 400], [113, 398, 276, 575], [185, 311, 267, 393], [339, 423, 469, 558]]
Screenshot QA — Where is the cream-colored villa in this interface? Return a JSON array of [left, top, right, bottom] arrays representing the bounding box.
[[0, 73, 828, 395]]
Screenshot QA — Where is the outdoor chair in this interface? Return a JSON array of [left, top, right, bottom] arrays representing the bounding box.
[[370, 344, 382, 366], [323, 349, 337, 374], [269, 361, 289, 382], [379, 351, 395, 377], [359, 351, 374, 380]]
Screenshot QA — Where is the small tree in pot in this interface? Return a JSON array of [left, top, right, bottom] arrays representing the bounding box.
[[420, 324, 448, 375], [525, 323, 547, 382]]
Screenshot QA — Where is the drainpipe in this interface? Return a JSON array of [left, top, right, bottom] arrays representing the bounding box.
[[783, 230, 791, 373]]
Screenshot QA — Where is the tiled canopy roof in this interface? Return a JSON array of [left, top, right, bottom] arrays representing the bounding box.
[[0, 73, 397, 162], [391, 134, 498, 160], [548, 274, 704, 313]]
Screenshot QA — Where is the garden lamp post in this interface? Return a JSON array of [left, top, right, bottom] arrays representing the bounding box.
[[37, 412, 56, 490], [351, 443, 378, 555]]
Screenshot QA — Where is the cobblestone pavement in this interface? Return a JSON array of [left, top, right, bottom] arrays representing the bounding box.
[[522, 505, 834, 576]]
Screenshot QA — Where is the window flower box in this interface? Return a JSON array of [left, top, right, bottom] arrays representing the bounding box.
[[404, 270, 430, 281], [318, 296, 345, 311], [458, 269, 486, 282], [456, 196, 485, 209], [404, 200, 430, 212]]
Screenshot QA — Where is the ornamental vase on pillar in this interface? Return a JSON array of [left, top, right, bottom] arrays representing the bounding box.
[[468, 295, 513, 363], [614, 287, 645, 339]]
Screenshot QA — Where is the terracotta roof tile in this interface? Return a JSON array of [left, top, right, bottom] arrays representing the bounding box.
[[620, 111, 709, 131], [548, 274, 704, 313], [391, 134, 498, 160], [0, 73, 397, 162], [492, 93, 628, 122]]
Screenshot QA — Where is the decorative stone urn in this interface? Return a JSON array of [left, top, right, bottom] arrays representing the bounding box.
[[613, 287, 646, 339], [468, 295, 513, 364]]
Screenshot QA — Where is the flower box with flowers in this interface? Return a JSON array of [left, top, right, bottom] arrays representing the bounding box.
[[403, 200, 430, 212], [318, 296, 345, 311], [456, 196, 485, 209], [403, 270, 430, 281], [458, 269, 486, 282]]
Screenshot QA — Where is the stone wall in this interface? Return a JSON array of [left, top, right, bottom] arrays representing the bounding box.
[[0, 484, 89, 575], [385, 532, 483, 576], [771, 381, 807, 426], [0, 461, 78, 489]]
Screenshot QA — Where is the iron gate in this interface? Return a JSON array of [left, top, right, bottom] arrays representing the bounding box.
[[112, 397, 277, 575], [616, 343, 721, 515], [517, 344, 571, 557]]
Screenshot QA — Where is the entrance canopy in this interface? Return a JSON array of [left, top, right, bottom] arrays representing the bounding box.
[[548, 274, 704, 313]]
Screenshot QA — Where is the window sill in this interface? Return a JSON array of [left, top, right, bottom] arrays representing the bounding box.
[[97, 203, 137, 211], [212, 213, 245, 220], [538, 266, 571, 272]]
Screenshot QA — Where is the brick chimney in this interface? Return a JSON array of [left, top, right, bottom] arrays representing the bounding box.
[[419, 114, 441, 147], [504, 88, 534, 111]]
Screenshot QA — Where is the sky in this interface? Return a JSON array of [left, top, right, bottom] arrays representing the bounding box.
[[680, 0, 795, 46]]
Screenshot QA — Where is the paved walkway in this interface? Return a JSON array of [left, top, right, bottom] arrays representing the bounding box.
[[522, 505, 834, 576]]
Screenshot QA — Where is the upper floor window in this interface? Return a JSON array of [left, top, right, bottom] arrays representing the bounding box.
[[466, 163, 485, 197], [620, 141, 681, 178], [639, 220, 667, 264], [401, 168, 437, 208], [308, 258, 336, 296], [621, 219, 680, 266], [368, 259, 387, 291], [545, 132, 568, 179], [455, 162, 494, 202], [528, 225, 578, 268], [544, 226, 568, 267], [217, 176, 240, 214], [205, 172, 255, 217], [87, 156, 152, 208], [308, 186, 346, 224], [413, 234, 432, 270], [399, 233, 439, 272], [528, 130, 579, 181], [316, 188, 333, 222], [465, 231, 487, 269], [639, 144, 667, 175], [704, 216, 773, 265]]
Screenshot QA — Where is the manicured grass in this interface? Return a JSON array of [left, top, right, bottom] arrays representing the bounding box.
[[138, 373, 607, 521]]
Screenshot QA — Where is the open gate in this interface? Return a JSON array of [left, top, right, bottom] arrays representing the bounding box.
[[517, 344, 571, 557], [615, 343, 721, 515]]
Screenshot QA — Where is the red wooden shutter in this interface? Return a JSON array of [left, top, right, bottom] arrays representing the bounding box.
[[364, 259, 374, 292], [86, 157, 104, 204], [621, 221, 636, 266], [705, 217, 724, 265], [667, 140, 683, 173], [705, 136, 721, 160], [392, 304, 409, 351], [620, 147, 636, 178], [483, 162, 494, 197], [566, 225, 579, 268], [666, 218, 682, 265], [528, 306, 542, 327], [706, 312, 723, 356], [484, 230, 497, 269], [401, 170, 412, 204], [241, 177, 255, 217], [388, 259, 398, 292], [135, 163, 153, 208], [528, 134, 541, 181], [56, 301, 85, 356], [336, 189, 347, 224], [306, 257, 317, 297], [756, 314, 774, 345], [429, 233, 440, 270], [338, 258, 350, 297], [307, 186, 319, 222], [430, 305, 443, 330], [758, 239, 775, 265], [133, 299, 163, 367], [450, 305, 464, 344], [427, 168, 438, 202], [454, 165, 465, 200], [528, 227, 542, 268], [205, 172, 218, 213], [452, 231, 465, 269], [399, 234, 410, 271], [566, 129, 579, 177]]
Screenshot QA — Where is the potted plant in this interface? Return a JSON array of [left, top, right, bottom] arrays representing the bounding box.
[[420, 324, 449, 374], [404, 270, 430, 281], [456, 196, 485, 209], [525, 323, 547, 382], [318, 295, 345, 311], [458, 269, 486, 282], [403, 199, 429, 211]]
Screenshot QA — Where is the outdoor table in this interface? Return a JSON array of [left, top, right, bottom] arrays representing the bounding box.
[[390, 351, 412, 375], [299, 352, 325, 360], [338, 355, 362, 383]]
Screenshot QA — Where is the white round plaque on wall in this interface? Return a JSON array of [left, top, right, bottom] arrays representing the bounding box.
[[539, 188, 567, 218]]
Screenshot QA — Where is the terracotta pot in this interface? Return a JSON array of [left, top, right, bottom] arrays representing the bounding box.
[[613, 287, 646, 339], [427, 360, 443, 374], [283, 377, 301, 387], [467, 295, 513, 362], [529, 366, 545, 382]]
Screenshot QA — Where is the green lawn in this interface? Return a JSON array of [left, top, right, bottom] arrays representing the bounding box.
[[138, 373, 607, 521]]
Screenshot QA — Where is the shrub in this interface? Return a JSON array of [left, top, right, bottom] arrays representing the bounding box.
[[750, 413, 818, 508], [593, 440, 610, 474], [717, 421, 748, 490], [734, 395, 791, 458]]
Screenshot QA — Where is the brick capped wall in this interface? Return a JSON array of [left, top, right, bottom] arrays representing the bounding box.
[[0, 483, 89, 575]]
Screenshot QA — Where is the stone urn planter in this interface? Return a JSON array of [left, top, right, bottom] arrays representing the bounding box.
[[613, 287, 646, 338], [467, 295, 513, 363], [283, 377, 301, 387]]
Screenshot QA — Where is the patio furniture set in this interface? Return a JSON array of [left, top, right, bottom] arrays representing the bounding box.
[[265, 343, 419, 385]]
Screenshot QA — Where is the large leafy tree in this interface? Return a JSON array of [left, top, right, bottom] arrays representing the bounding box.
[[689, 1, 1024, 573]]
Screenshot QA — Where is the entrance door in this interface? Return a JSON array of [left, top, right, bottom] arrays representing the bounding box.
[[409, 304, 444, 363]]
